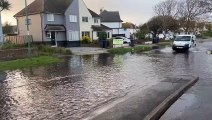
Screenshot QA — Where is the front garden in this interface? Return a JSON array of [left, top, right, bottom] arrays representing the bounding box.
[[0, 41, 72, 71]]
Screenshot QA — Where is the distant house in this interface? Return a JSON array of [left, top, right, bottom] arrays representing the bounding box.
[[14, 0, 112, 47], [122, 22, 139, 38], [100, 10, 127, 38], [89, 9, 112, 40]]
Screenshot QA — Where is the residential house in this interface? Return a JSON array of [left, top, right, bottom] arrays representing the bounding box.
[[14, 0, 111, 47], [88, 9, 112, 40], [122, 22, 139, 38], [100, 10, 126, 38]]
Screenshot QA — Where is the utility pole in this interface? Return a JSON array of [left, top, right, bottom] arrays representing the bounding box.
[[25, 0, 31, 58]]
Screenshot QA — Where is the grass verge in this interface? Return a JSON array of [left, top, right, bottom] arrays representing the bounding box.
[[156, 42, 172, 46], [108, 45, 152, 55], [0, 56, 60, 71]]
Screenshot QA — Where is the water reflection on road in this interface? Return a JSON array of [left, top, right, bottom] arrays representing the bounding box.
[[0, 41, 211, 120]]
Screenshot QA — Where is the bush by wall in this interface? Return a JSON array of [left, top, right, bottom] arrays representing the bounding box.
[[81, 36, 93, 44]]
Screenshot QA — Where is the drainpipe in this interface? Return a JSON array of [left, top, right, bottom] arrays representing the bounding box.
[[118, 22, 120, 35], [40, 13, 44, 43]]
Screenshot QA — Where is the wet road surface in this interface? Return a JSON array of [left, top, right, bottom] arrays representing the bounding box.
[[0, 41, 211, 120], [160, 41, 212, 120]]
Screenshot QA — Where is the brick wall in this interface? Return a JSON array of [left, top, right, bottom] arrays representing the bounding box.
[[0, 48, 38, 61]]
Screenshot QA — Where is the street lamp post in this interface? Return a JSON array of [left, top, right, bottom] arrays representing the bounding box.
[[25, 0, 31, 58]]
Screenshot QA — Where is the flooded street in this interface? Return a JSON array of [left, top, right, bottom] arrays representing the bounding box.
[[0, 41, 212, 120]]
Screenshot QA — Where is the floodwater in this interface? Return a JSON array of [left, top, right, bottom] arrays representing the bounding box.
[[0, 41, 211, 120]]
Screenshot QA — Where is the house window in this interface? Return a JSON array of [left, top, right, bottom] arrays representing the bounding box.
[[97, 32, 101, 37], [68, 31, 79, 41], [107, 32, 110, 38], [70, 15, 77, 22], [47, 14, 54, 21], [94, 18, 98, 23], [25, 18, 31, 25], [46, 32, 51, 38], [82, 31, 90, 37], [82, 17, 88, 22]]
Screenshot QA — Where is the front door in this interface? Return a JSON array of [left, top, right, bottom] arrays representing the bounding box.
[[51, 31, 56, 46]]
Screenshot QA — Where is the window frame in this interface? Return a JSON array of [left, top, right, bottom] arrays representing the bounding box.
[[82, 17, 89, 22], [94, 18, 98, 23], [82, 31, 90, 37], [68, 31, 79, 41], [69, 15, 77, 23], [46, 32, 51, 39], [47, 14, 54, 22]]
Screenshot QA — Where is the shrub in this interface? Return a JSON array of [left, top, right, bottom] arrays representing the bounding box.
[[99, 32, 107, 41], [201, 31, 212, 38], [0, 41, 28, 50], [81, 36, 92, 44], [1, 41, 14, 50]]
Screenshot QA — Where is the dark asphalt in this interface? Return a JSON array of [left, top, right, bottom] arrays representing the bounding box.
[[160, 41, 212, 120]]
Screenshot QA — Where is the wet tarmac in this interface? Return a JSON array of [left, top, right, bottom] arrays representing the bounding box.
[[0, 41, 211, 120], [160, 41, 212, 120]]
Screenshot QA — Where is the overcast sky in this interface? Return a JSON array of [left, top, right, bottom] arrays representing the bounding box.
[[1, 0, 164, 25]]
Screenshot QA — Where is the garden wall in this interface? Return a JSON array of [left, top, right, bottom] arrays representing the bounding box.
[[0, 48, 38, 61]]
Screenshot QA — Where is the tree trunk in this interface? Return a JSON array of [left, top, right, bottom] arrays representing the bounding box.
[[0, 12, 3, 44]]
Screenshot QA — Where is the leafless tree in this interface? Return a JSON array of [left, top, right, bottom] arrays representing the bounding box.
[[154, 0, 212, 34], [205, 23, 212, 31], [154, 0, 178, 34], [176, 0, 211, 33], [199, 0, 212, 11], [154, 0, 178, 17]]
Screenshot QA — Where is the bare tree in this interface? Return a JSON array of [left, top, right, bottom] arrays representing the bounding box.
[[205, 23, 212, 31], [154, 0, 178, 17], [154, 0, 211, 34], [154, 0, 178, 34], [199, 0, 212, 11], [196, 22, 205, 32], [176, 0, 211, 33]]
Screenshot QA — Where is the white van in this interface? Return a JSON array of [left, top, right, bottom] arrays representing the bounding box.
[[172, 35, 196, 51]]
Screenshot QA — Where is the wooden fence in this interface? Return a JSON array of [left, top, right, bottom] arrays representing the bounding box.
[[4, 35, 33, 45]]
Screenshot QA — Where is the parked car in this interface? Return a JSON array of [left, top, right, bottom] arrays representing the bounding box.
[[159, 34, 165, 39], [172, 35, 197, 51], [114, 36, 131, 44]]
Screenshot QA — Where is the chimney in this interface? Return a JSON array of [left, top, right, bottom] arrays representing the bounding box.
[[100, 7, 104, 13]]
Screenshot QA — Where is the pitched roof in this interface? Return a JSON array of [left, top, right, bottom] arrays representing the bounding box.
[[92, 24, 112, 31], [88, 9, 100, 18], [14, 0, 73, 17], [45, 24, 66, 31], [100, 10, 123, 22]]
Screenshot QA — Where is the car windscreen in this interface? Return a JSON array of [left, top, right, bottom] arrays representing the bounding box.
[[175, 36, 191, 41]]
